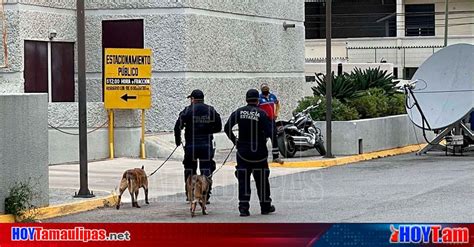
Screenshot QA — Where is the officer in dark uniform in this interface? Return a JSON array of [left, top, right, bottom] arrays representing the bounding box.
[[224, 89, 276, 217], [174, 89, 222, 201]]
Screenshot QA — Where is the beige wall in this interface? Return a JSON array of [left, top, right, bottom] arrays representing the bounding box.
[[405, 0, 474, 36], [305, 41, 347, 59]]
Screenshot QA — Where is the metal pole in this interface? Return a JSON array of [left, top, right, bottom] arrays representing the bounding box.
[[325, 0, 334, 158], [109, 110, 115, 159], [140, 109, 146, 159], [75, 0, 94, 198], [444, 0, 449, 47]]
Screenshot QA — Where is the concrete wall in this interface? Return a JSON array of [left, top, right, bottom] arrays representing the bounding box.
[[315, 114, 431, 155], [83, 0, 306, 132], [0, 94, 49, 213], [0, 0, 306, 163], [305, 36, 474, 70], [147, 114, 430, 158], [305, 63, 394, 76], [48, 102, 141, 164]]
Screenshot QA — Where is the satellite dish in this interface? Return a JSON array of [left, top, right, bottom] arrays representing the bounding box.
[[406, 44, 474, 130]]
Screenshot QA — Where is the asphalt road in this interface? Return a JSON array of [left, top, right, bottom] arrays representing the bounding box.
[[48, 153, 474, 223]]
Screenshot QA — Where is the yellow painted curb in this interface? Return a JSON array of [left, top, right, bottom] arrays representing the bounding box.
[[0, 214, 15, 223], [1, 194, 118, 222], [32, 194, 118, 221], [267, 144, 425, 168]]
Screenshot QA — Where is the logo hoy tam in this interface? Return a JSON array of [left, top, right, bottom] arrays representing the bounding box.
[[390, 225, 469, 244]]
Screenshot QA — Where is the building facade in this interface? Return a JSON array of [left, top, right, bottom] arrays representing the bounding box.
[[305, 0, 474, 79], [0, 0, 305, 163]]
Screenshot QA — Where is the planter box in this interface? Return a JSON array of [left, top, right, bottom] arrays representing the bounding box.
[[315, 114, 431, 155], [0, 94, 49, 213]]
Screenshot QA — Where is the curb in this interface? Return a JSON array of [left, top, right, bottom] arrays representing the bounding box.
[[0, 214, 15, 223], [267, 144, 424, 168], [0, 194, 118, 223], [0, 144, 421, 222]]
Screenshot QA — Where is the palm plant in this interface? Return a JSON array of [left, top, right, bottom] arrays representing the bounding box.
[[311, 72, 356, 103], [351, 67, 398, 95]]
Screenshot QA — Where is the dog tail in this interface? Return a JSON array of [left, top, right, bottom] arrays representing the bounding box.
[[126, 172, 133, 192]]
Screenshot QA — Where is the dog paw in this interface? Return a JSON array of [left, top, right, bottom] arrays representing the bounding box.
[[116, 205, 120, 210], [146, 201, 150, 204], [203, 211, 208, 215]]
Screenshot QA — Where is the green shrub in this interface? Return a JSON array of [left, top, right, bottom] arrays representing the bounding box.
[[312, 72, 355, 103], [349, 88, 389, 119], [296, 96, 359, 121], [351, 67, 399, 95], [311, 67, 399, 103], [4, 179, 38, 222], [386, 93, 407, 116], [297, 67, 406, 121]]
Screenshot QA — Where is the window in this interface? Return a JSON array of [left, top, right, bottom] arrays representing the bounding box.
[[405, 4, 435, 36], [24, 41, 48, 93], [404, 67, 418, 80], [51, 42, 75, 102], [306, 76, 316, 82], [24, 41, 75, 102], [305, 0, 396, 39]]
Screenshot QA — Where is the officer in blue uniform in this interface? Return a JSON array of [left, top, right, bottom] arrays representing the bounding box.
[[174, 89, 222, 201], [224, 89, 276, 216]]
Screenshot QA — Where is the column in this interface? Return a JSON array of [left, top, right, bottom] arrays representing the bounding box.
[[396, 0, 405, 38]]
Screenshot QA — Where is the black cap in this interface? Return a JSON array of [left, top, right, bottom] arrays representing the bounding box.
[[246, 89, 260, 101], [187, 89, 204, 100]]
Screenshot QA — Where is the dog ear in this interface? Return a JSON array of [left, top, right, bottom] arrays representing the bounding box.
[[141, 165, 144, 170]]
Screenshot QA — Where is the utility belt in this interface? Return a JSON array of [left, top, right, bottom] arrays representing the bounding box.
[[237, 141, 267, 149], [184, 140, 214, 149]]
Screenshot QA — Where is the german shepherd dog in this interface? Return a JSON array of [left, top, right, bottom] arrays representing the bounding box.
[[186, 175, 211, 217], [116, 166, 149, 210]]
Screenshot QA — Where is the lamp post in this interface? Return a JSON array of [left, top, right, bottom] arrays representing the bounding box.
[[75, 0, 94, 198], [325, 0, 334, 158], [444, 0, 449, 47]]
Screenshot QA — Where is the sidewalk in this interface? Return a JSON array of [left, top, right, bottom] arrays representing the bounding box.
[[0, 144, 421, 222], [49, 156, 318, 205]]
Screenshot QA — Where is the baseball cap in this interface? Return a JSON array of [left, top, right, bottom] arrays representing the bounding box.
[[246, 89, 260, 101], [187, 89, 204, 100]]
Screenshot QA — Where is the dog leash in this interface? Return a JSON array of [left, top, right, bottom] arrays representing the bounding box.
[[148, 145, 180, 177], [210, 144, 236, 179]]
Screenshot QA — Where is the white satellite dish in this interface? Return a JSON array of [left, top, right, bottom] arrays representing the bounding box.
[[406, 44, 474, 130]]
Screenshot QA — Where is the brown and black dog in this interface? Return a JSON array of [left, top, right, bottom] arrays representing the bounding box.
[[186, 175, 211, 217], [116, 166, 149, 210]]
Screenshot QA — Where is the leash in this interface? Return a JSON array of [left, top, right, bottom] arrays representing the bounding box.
[[210, 144, 236, 179], [148, 145, 180, 177]]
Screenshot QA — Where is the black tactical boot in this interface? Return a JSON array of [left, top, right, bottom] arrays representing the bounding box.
[[239, 208, 250, 217], [261, 205, 276, 215]]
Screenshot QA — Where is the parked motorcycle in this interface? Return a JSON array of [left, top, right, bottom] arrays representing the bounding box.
[[276, 100, 326, 158]]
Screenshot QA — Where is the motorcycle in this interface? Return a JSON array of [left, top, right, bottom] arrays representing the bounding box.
[[276, 100, 326, 158]]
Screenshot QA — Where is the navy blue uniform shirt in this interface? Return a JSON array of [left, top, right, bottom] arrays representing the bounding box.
[[224, 104, 272, 159], [174, 102, 222, 146]]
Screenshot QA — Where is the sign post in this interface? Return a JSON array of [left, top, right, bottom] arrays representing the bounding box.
[[104, 48, 152, 159]]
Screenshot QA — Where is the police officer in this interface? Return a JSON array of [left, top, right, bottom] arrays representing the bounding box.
[[224, 89, 276, 217], [174, 89, 222, 201]]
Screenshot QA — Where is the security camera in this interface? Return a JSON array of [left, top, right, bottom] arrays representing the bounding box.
[[49, 30, 57, 40]]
